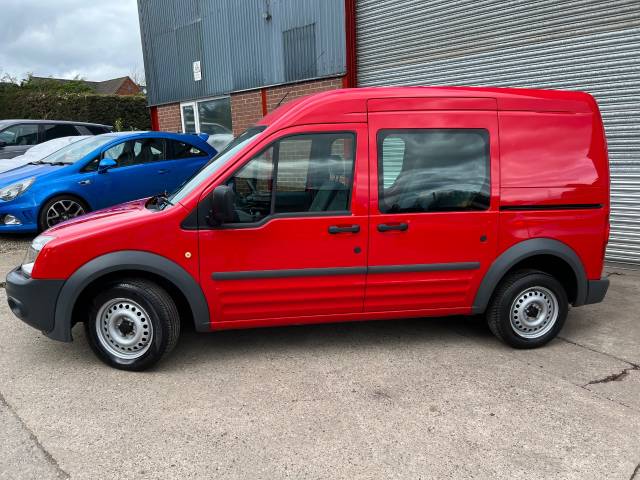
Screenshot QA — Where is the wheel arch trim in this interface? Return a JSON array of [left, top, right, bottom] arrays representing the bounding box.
[[472, 238, 588, 314], [50, 250, 210, 342]]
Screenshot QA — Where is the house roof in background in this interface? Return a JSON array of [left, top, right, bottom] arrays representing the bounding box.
[[29, 76, 140, 95]]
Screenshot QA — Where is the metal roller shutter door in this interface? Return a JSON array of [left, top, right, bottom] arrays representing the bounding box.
[[356, 0, 640, 265]]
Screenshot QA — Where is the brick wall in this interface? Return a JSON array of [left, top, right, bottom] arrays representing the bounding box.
[[154, 76, 344, 134], [230, 76, 344, 135], [156, 103, 181, 132], [265, 77, 343, 112], [230, 89, 264, 136]]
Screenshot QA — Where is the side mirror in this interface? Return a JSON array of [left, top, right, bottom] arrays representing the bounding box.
[[0, 140, 7, 148], [210, 185, 235, 225], [98, 157, 117, 174]]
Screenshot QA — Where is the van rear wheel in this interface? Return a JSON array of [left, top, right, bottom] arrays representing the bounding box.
[[84, 278, 180, 371], [486, 269, 568, 348]]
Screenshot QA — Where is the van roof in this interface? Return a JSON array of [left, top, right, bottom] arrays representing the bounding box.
[[258, 86, 598, 130]]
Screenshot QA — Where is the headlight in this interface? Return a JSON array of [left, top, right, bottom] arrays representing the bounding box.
[[0, 177, 35, 201], [21, 235, 55, 277]]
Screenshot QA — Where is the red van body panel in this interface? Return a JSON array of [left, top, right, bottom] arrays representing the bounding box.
[[22, 86, 610, 338]]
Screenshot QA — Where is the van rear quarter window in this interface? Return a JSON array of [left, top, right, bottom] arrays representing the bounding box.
[[377, 129, 490, 213]]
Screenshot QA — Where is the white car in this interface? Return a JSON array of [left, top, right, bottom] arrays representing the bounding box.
[[0, 135, 90, 174]]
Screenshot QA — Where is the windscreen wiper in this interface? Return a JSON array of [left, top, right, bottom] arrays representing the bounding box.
[[149, 192, 174, 209]]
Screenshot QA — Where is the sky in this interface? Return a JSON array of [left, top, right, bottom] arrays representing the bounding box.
[[0, 0, 144, 82]]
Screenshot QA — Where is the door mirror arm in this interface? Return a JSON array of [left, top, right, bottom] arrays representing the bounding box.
[[208, 185, 236, 225]]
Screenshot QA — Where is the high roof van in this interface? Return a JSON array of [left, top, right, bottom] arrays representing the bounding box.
[[5, 87, 610, 370]]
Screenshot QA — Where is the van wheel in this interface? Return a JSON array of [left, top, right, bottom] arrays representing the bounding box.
[[84, 278, 180, 371], [486, 269, 568, 348], [38, 195, 89, 231]]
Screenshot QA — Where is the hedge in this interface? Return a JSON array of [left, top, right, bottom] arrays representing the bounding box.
[[0, 89, 151, 131]]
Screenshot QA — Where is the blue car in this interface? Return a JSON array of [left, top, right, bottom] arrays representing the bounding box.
[[0, 131, 216, 232]]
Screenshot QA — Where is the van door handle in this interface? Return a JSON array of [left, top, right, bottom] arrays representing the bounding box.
[[328, 225, 360, 234], [158, 169, 170, 174], [378, 223, 409, 232], [78, 179, 91, 185]]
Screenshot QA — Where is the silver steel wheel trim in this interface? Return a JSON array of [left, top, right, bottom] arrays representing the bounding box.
[[95, 298, 153, 360], [46, 199, 85, 227], [509, 286, 559, 339]]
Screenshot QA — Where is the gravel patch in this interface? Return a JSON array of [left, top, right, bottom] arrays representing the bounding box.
[[0, 236, 33, 254]]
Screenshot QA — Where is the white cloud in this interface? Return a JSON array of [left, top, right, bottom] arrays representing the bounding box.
[[0, 0, 144, 81]]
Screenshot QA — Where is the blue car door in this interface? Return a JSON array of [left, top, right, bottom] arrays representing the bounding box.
[[159, 138, 211, 193], [91, 138, 167, 209]]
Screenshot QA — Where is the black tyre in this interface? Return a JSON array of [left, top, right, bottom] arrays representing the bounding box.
[[38, 195, 90, 231], [486, 269, 568, 348], [85, 278, 180, 371]]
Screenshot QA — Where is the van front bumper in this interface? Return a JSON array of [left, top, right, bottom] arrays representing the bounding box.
[[584, 278, 609, 305], [5, 267, 64, 335]]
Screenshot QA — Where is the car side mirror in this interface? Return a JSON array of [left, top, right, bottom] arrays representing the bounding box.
[[210, 185, 235, 225], [0, 140, 6, 148], [98, 157, 117, 174]]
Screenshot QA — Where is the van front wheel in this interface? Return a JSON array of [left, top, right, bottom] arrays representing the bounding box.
[[486, 270, 568, 348], [85, 278, 180, 371]]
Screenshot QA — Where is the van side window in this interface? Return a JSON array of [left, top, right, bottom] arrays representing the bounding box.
[[378, 129, 490, 213], [227, 147, 275, 223], [226, 132, 355, 224]]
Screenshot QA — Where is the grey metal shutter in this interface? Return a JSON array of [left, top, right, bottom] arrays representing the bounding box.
[[356, 0, 640, 266]]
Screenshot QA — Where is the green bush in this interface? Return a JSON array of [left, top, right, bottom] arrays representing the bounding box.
[[0, 89, 151, 131]]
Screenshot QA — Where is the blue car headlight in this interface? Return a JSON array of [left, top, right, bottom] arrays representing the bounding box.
[[0, 177, 35, 201]]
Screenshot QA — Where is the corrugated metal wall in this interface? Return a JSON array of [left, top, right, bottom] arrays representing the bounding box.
[[138, 0, 346, 106], [356, 0, 640, 266]]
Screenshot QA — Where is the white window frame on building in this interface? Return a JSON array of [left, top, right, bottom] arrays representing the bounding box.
[[180, 96, 234, 151]]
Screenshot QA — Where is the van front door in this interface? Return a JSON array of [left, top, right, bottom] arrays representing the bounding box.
[[365, 99, 499, 314], [198, 125, 369, 327]]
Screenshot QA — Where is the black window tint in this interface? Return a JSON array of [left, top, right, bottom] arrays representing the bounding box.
[[43, 123, 80, 141], [0, 124, 38, 146], [168, 139, 207, 159], [86, 125, 110, 135], [378, 129, 490, 213], [226, 132, 355, 224]]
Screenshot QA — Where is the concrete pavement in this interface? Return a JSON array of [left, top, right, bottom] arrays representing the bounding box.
[[0, 239, 639, 479]]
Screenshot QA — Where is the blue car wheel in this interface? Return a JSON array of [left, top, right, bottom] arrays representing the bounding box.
[[38, 195, 90, 231]]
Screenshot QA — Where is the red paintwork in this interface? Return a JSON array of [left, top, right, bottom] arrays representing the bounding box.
[[32, 87, 610, 332]]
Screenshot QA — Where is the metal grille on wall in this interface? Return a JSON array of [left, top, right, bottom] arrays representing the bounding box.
[[356, 0, 640, 265]]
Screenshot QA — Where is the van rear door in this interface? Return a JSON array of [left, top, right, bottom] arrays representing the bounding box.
[[365, 97, 500, 314]]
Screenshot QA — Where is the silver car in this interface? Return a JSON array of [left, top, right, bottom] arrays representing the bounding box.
[[0, 119, 111, 159]]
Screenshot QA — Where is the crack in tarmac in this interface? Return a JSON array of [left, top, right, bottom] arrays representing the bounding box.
[[0, 391, 69, 479], [586, 365, 640, 386]]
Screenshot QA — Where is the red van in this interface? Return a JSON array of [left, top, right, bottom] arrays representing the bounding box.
[[5, 87, 610, 370]]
